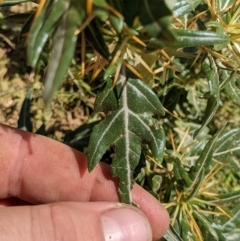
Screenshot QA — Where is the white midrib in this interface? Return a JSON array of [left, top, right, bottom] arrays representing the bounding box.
[[120, 73, 132, 203]]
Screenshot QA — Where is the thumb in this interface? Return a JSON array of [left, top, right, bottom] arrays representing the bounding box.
[[0, 202, 153, 241]]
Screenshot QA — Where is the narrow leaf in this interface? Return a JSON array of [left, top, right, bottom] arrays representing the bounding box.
[[27, 0, 68, 67], [193, 211, 219, 241], [223, 209, 240, 232], [202, 54, 221, 104], [147, 29, 229, 48], [122, 0, 139, 27], [19, 12, 35, 40], [224, 72, 240, 106], [43, 1, 85, 104], [194, 96, 219, 138], [173, 0, 201, 17], [139, 0, 176, 41], [84, 19, 110, 60], [216, 0, 234, 12], [185, 169, 205, 200], [92, 0, 108, 21], [107, 0, 124, 33], [173, 29, 229, 47], [211, 189, 240, 203], [164, 225, 183, 241], [17, 88, 33, 132], [190, 124, 226, 189], [214, 128, 240, 162]]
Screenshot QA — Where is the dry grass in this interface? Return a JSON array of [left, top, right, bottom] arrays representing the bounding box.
[[0, 7, 96, 141]]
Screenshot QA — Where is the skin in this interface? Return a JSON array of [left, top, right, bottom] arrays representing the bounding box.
[[0, 124, 169, 240]]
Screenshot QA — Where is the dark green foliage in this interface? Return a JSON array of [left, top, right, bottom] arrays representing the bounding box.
[[88, 70, 165, 203]]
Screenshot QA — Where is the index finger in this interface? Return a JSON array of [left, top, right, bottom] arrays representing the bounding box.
[[0, 124, 117, 203], [0, 124, 169, 239]]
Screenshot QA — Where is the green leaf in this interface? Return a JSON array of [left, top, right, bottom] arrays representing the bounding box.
[[224, 229, 240, 241], [139, 0, 176, 41], [172, 29, 229, 47], [122, 0, 139, 27], [43, 0, 86, 104], [17, 88, 33, 132], [164, 225, 183, 241], [27, 0, 69, 67], [190, 124, 226, 189], [202, 54, 221, 104], [173, 0, 202, 17], [194, 96, 219, 138], [88, 70, 165, 203], [171, 153, 193, 188], [185, 169, 204, 200], [109, 15, 124, 34], [107, 0, 124, 33], [214, 128, 240, 165], [215, 0, 234, 12], [223, 209, 240, 232], [211, 189, 240, 203], [224, 72, 240, 106], [180, 215, 193, 241], [151, 174, 162, 193], [193, 211, 219, 241], [19, 12, 35, 40], [92, 0, 108, 21], [147, 29, 229, 48], [84, 19, 110, 60]]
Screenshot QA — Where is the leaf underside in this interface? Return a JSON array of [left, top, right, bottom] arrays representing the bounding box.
[[88, 70, 165, 204]]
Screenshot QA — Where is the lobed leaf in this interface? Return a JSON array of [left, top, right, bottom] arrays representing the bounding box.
[[88, 71, 165, 203]]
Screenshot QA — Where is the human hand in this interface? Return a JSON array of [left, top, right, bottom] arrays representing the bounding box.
[[0, 124, 169, 241]]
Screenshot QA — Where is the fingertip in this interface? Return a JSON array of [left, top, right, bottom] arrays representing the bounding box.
[[132, 184, 170, 240]]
